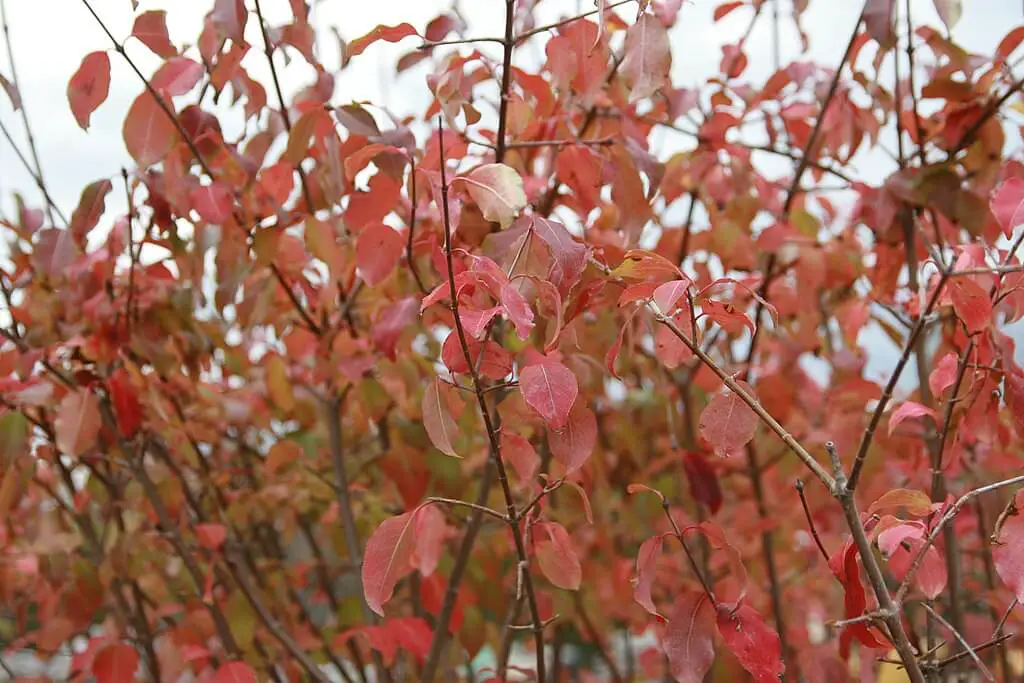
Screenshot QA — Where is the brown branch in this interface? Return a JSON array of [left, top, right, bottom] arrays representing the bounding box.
[[919, 602, 994, 681], [0, 115, 68, 226], [574, 593, 625, 683], [652, 308, 835, 489], [325, 393, 393, 683], [796, 479, 830, 563], [436, 119, 547, 681], [896, 474, 1024, 604], [514, 0, 635, 43]]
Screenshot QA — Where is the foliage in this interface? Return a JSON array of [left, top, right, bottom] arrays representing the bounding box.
[[0, 0, 1023, 681]]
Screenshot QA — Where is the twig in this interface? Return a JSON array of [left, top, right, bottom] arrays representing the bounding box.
[[427, 496, 506, 522], [651, 308, 835, 490], [896, 474, 1024, 604], [406, 158, 428, 293], [796, 480, 830, 563], [662, 502, 717, 604], [1, 0, 56, 227], [514, 0, 634, 43], [0, 116, 68, 226], [325, 393, 392, 683], [437, 119, 547, 681], [919, 602, 994, 681]]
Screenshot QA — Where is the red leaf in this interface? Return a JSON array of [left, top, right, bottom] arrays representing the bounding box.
[[357, 223, 405, 286], [519, 361, 578, 429], [371, 617, 433, 665], [108, 368, 143, 438], [55, 389, 101, 456], [701, 298, 753, 334], [622, 13, 672, 102], [411, 504, 447, 576], [531, 216, 588, 295], [422, 378, 464, 458], [928, 352, 959, 397], [442, 334, 511, 380], [195, 523, 227, 551], [70, 179, 113, 247], [548, 400, 597, 473], [664, 592, 716, 683], [191, 183, 233, 224], [214, 661, 258, 683], [949, 276, 992, 334], [887, 401, 938, 436], [211, 0, 248, 44], [653, 279, 693, 315], [150, 57, 204, 96], [457, 163, 528, 229], [500, 282, 535, 340], [346, 23, 419, 59], [829, 542, 890, 653], [715, 604, 785, 683], [132, 10, 177, 58], [683, 452, 722, 514], [535, 521, 581, 590], [92, 643, 139, 683], [878, 523, 947, 599], [501, 430, 539, 482], [123, 90, 179, 168], [698, 381, 758, 457], [67, 51, 110, 131], [363, 510, 420, 616], [633, 533, 667, 619], [713, 1, 744, 21], [993, 490, 1024, 604]]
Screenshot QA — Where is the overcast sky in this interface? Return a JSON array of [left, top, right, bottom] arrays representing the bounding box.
[[1, 0, 1022, 385]]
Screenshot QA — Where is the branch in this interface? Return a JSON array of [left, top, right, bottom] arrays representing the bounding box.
[[437, 119, 547, 681], [796, 479, 830, 563], [651, 308, 835, 490], [919, 602, 994, 681], [0, 0, 58, 227], [847, 266, 951, 490], [896, 474, 1024, 604], [514, 0, 635, 44]]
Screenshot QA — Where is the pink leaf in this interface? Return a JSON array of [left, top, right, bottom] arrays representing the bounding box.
[[519, 361, 578, 429], [664, 592, 716, 683], [633, 534, 667, 619], [888, 401, 938, 436], [150, 57, 204, 96], [531, 216, 588, 295], [535, 521, 581, 590], [346, 23, 419, 59], [864, 0, 896, 48], [715, 604, 785, 683], [949, 276, 993, 334], [68, 51, 111, 131], [132, 10, 177, 58], [501, 430, 539, 482], [363, 510, 420, 616], [928, 352, 959, 397], [357, 223, 405, 286], [123, 90, 179, 168], [422, 378, 463, 458], [191, 182, 233, 224], [698, 381, 758, 457], [411, 504, 447, 577], [55, 389, 101, 456], [622, 13, 672, 103], [500, 282, 535, 340], [991, 178, 1024, 237], [548, 400, 597, 472], [653, 279, 693, 315]]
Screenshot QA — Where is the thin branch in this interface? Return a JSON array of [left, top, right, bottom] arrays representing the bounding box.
[[847, 266, 951, 490], [896, 474, 1024, 604], [651, 307, 835, 490], [515, 0, 635, 43], [0, 116, 68, 226], [437, 119, 547, 681], [1, 0, 56, 227], [796, 479, 830, 562], [919, 602, 995, 681], [325, 393, 392, 683], [427, 496, 506, 522]]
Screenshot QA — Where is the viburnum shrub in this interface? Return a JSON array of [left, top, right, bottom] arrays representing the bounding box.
[[1, 0, 1024, 681]]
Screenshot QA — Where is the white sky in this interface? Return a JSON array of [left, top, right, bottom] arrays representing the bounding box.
[[1, 0, 1023, 385]]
